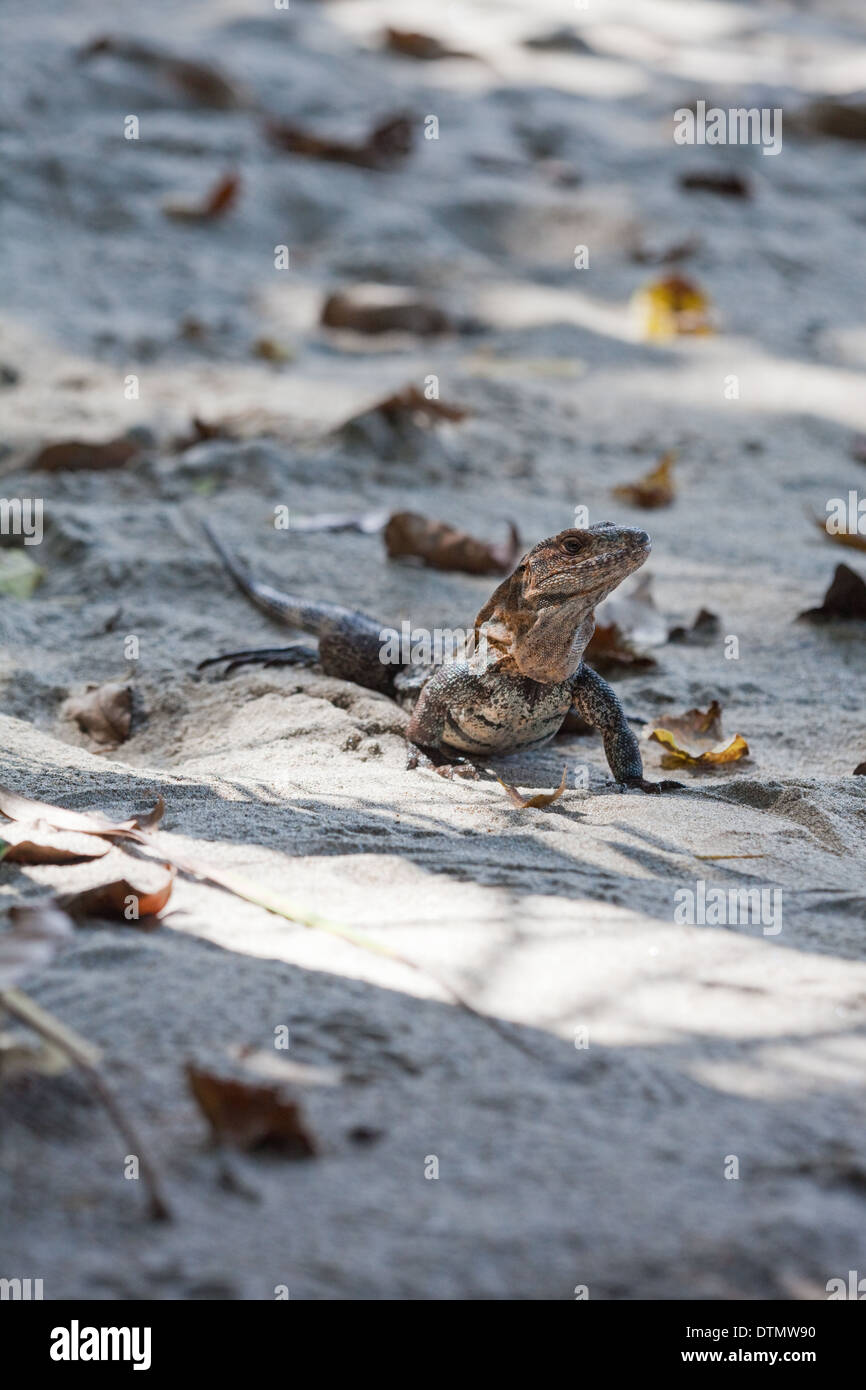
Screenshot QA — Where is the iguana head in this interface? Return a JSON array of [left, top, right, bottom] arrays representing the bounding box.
[[474, 523, 651, 683]]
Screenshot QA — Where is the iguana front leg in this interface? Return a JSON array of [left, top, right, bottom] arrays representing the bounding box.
[[570, 665, 682, 794]]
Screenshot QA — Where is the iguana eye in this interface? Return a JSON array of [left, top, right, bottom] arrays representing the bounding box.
[[563, 538, 584, 554]]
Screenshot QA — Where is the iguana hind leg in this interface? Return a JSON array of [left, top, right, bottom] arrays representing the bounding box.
[[198, 644, 319, 676]]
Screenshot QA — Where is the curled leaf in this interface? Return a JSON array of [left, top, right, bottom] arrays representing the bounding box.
[[0, 823, 112, 865], [668, 608, 720, 644], [632, 275, 713, 339], [30, 437, 139, 471], [679, 170, 750, 198], [322, 286, 451, 336], [854, 763, 866, 776], [649, 702, 749, 767], [651, 729, 749, 766], [164, 172, 240, 222], [0, 784, 163, 840], [385, 512, 520, 575], [61, 866, 175, 925], [383, 28, 473, 61], [266, 112, 411, 169], [62, 681, 132, 749], [613, 451, 676, 509], [798, 564, 866, 621], [585, 575, 665, 674], [497, 765, 568, 809], [186, 1063, 317, 1156], [0, 551, 43, 598], [80, 35, 241, 108]]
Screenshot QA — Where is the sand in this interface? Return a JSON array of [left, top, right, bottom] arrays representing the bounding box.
[[0, 0, 865, 1300]]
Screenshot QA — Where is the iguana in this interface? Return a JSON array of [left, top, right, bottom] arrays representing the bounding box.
[[199, 521, 682, 792]]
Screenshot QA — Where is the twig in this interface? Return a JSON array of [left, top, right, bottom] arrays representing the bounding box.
[[0, 986, 172, 1221]]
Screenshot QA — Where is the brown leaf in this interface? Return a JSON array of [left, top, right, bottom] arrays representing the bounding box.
[[798, 564, 866, 621], [0, 904, 75, 991], [853, 763, 866, 775], [266, 112, 412, 169], [585, 574, 665, 673], [79, 36, 241, 108], [383, 28, 472, 60], [667, 608, 720, 644], [584, 624, 656, 673], [612, 451, 676, 508], [497, 765, 568, 809], [62, 866, 175, 926], [164, 172, 240, 222], [679, 170, 751, 198], [30, 437, 139, 472], [648, 702, 749, 767], [814, 514, 866, 553], [0, 823, 112, 865], [385, 512, 519, 575], [62, 682, 132, 749], [186, 1063, 317, 1156], [321, 286, 451, 336], [653, 700, 725, 745], [0, 783, 163, 841]]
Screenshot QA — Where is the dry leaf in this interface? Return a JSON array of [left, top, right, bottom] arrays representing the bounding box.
[[0, 783, 163, 840], [584, 625, 656, 672], [187, 1063, 317, 1156], [798, 564, 866, 621], [63, 682, 132, 749], [585, 574, 665, 673], [164, 172, 240, 222], [679, 170, 750, 198], [797, 97, 866, 142], [61, 867, 174, 925], [385, 512, 520, 576], [649, 702, 749, 767], [668, 608, 720, 644], [814, 515, 866, 554], [251, 337, 293, 363], [30, 437, 139, 471], [79, 36, 241, 108], [0, 904, 75, 991], [632, 275, 713, 339], [266, 113, 411, 169], [383, 28, 472, 60], [651, 729, 749, 766], [0, 551, 43, 598], [497, 765, 568, 809], [321, 286, 451, 336], [0, 823, 112, 865], [854, 762, 866, 775], [613, 451, 676, 508]]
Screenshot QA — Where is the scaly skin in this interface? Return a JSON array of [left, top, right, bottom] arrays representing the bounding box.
[[199, 521, 682, 793]]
